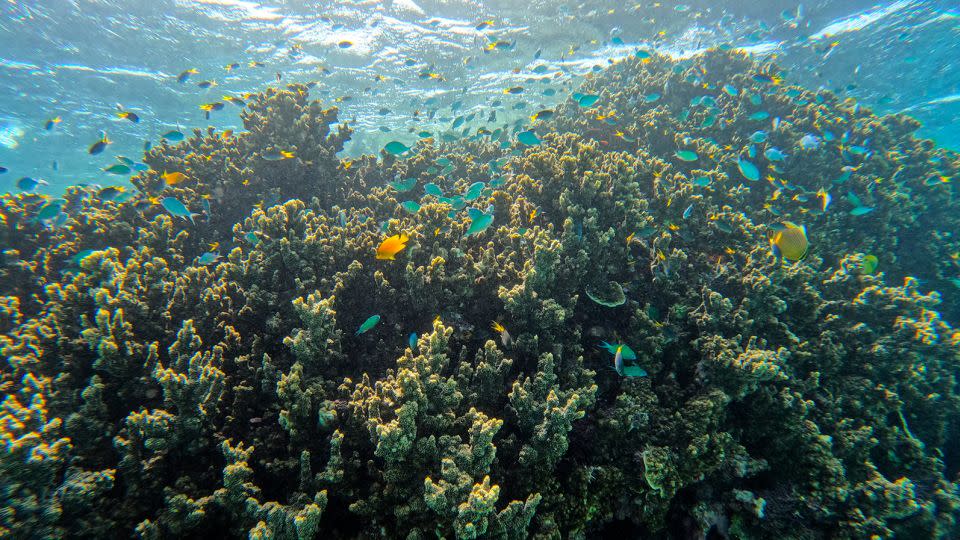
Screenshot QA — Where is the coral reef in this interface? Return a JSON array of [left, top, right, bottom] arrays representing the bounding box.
[[2, 50, 960, 539]]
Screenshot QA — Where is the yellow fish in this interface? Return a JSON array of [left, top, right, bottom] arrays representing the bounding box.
[[769, 222, 809, 263], [376, 234, 409, 260], [162, 171, 187, 185]]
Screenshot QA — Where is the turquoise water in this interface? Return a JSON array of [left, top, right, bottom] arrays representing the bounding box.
[[1, 1, 957, 193]]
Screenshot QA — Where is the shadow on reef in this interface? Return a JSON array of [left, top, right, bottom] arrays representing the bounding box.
[[2, 49, 960, 539]]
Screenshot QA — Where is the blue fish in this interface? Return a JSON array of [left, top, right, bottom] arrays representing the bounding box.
[[737, 158, 760, 181], [408, 332, 417, 349], [197, 252, 220, 265], [161, 197, 195, 224], [749, 131, 768, 144], [683, 204, 694, 219], [356, 315, 381, 335], [799, 134, 821, 150], [244, 232, 260, 246], [764, 148, 787, 162], [37, 199, 66, 221], [17, 177, 47, 191], [464, 207, 494, 237]]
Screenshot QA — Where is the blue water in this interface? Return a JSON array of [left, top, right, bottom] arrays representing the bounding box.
[[0, 0, 958, 194]]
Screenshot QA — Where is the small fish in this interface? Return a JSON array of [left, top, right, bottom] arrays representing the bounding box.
[[37, 199, 66, 221], [98, 186, 125, 201], [530, 109, 554, 122], [517, 130, 540, 145], [262, 148, 295, 161], [88, 134, 111, 155], [817, 189, 831, 212], [675, 150, 698, 162], [682, 204, 694, 220], [737, 158, 760, 181], [400, 201, 421, 214], [224, 62, 240, 71], [384, 141, 410, 155], [862, 255, 879, 275], [799, 134, 821, 150], [161, 197, 195, 224], [199, 102, 225, 112], [408, 332, 418, 349], [491, 321, 512, 347], [117, 110, 140, 123], [103, 164, 131, 175], [764, 148, 787, 161], [16, 177, 47, 191], [161, 130, 185, 142], [197, 252, 221, 266], [223, 96, 245, 107], [44, 116, 62, 130], [244, 232, 260, 246], [0, 166, 6, 174], [577, 94, 600, 107], [749, 130, 768, 144], [196, 80, 216, 89], [389, 178, 417, 192], [355, 315, 381, 335], [424, 183, 443, 197], [162, 171, 187, 185], [177, 68, 198, 83], [376, 234, 409, 260], [769, 221, 809, 263], [614, 346, 624, 376], [338, 40, 353, 48], [464, 207, 494, 237], [850, 206, 874, 216]]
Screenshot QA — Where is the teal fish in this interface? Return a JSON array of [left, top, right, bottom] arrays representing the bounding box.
[[390, 178, 417, 192], [244, 232, 260, 245], [517, 130, 540, 145], [408, 332, 417, 349], [424, 183, 443, 196], [37, 199, 66, 221], [722, 84, 738, 96], [464, 207, 494, 237], [748, 111, 770, 121], [850, 206, 874, 216], [464, 182, 485, 201], [400, 200, 421, 214], [103, 164, 132, 175], [737, 158, 760, 181], [577, 94, 600, 107], [161, 130, 185, 141], [693, 176, 711, 187], [197, 252, 220, 265], [683, 204, 694, 219], [161, 197, 195, 224], [384, 141, 410, 155], [644, 93, 661, 103], [675, 150, 698, 162], [749, 131, 768, 144], [356, 314, 381, 335], [764, 148, 787, 161]]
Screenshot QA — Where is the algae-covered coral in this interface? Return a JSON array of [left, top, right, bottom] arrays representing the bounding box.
[[2, 50, 960, 538]]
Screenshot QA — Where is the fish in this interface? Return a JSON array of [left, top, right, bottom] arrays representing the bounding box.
[[464, 207, 494, 237], [682, 204, 694, 220], [400, 201, 421, 214], [197, 252, 220, 266], [749, 131, 768, 144], [517, 130, 540, 145], [862, 255, 879, 275], [737, 158, 760, 181], [177, 68, 198, 83], [262, 149, 295, 161], [817, 189, 831, 212], [224, 63, 240, 71], [103, 164, 131, 175], [161, 130, 185, 141], [355, 314, 381, 335], [376, 234, 409, 260], [675, 150, 698, 162], [45, 116, 62, 130], [764, 148, 787, 161], [530, 109, 554, 122], [98, 186, 125, 201], [0, 166, 7, 174], [88, 134, 111, 155], [849, 206, 874, 216], [424, 183, 443, 196], [200, 102, 224, 112], [223, 96, 245, 107], [769, 221, 809, 263], [577, 94, 600, 107], [16, 177, 47, 191], [37, 199, 66, 221], [491, 321, 512, 347], [338, 40, 353, 48], [384, 141, 410, 155], [197, 80, 216, 89], [614, 346, 624, 376], [408, 332, 417, 349], [162, 171, 187, 185], [117, 110, 140, 123], [693, 176, 711, 187], [161, 197, 195, 224], [389, 178, 417, 192], [244, 232, 260, 246], [799, 134, 821, 150]]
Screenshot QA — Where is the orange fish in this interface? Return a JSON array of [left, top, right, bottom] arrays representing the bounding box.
[[162, 171, 186, 185], [376, 234, 409, 260]]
